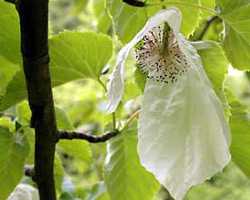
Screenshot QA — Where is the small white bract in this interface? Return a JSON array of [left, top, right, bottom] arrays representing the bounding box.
[[106, 7, 231, 200]]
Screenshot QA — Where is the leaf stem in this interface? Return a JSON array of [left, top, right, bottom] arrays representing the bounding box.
[[146, 2, 219, 15], [97, 78, 107, 92], [121, 109, 140, 132], [97, 77, 117, 131]]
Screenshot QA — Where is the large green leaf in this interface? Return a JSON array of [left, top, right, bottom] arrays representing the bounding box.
[[0, 31, 113, 111], [0, 127, 29, 200], [50, 31, 113, 80], [0, 1, 21, 64], [104, 122, 159, 200], [107, 0, 200, 43], [226, 92, 250, 179], [219, 0, 250, 70]]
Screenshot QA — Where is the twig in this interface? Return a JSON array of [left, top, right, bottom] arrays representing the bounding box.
[[121, 109, 140, 132], [195, 16, 219, 41], [147, 2, 218, 15], [25, 165, 35, 179], [96, 78, 117, 131], [58, 130, 118, 142]]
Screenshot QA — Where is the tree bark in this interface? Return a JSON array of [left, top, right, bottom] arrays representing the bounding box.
[[17, 0, 58, 199]]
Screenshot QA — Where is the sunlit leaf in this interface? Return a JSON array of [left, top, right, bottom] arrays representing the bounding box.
[[226, 91, 250, 179], [195, 41, 229, 116], [0, 1, 21, 64], [56, 106, 91, 164], [0, 56, 20, 94], [0, 127, 29, 200], [107, 0, 200, 43], [88, 182, 110, 200], [104, 122, 159, 200], [73, 0, 89, 14], [0, 31, 113, 111], [55, 153, 65, 195], [219, 0, 250, 70]]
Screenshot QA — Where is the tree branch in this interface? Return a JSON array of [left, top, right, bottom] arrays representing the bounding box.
[[59, 130, 118, 143], [16, 0, 58, 199], [195, 16, 219, 41], [122, 0, 145, 7], [25, 165, 35, 179]]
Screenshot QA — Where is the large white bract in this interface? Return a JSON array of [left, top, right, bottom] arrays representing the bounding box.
[[106, 7, 231, 200]]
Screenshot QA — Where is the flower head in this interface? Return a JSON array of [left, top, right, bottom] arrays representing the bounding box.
[[106, 7, 231, 200], [135, 26, 189, 83]]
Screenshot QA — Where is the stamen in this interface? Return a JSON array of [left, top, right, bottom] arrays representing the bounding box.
[[135, 25, 190, 84]]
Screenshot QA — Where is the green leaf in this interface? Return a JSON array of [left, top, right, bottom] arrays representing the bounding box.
[[107, 0, 147, 43], [0, 55, 20, 94], [219, 1, 250, 70], [104, 121, 159, 200], [0, 117, 15, 132], [147, 0, 201, 37], [88, 182, 110, 200], [56, 106, 91, 164], [226, 92, 250, 179], [55, 153, 65, 195], [123, 81, 141, 102], [0, 127, 29, 200], [107, 0, 200, 43], [50, 31, 113, 80], [0, 71, 27, 111], [16, 101, 31, 126], [55, 106, 74, 130], [134, 68, 147, 92], [0, 31, 113, 111], [92, 0, 112, 33], [73, 0, 89, 15], [197, 41, 229, 116], [58, 140, 91, 164], [0, 1, 21, 64]]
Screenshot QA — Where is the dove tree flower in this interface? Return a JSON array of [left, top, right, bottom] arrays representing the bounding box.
[[106, 7, 231, 200]]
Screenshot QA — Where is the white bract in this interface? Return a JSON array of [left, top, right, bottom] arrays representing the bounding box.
[[106, 7, 231, 200]]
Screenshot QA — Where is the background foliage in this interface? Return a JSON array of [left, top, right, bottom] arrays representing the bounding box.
[[0, 0, 250, 199]]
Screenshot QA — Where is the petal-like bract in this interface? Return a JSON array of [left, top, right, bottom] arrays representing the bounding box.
[[137, 8, 231, 200], [106, 7, 182, 113], [106, 7, 231, 200]]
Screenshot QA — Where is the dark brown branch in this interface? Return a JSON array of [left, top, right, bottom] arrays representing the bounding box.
[[16, 0, 58, 199], [122, 0, 145, 7], [25, 165, 35, 179], [4, 0, 20, 5], [59, 130, 118, 143], [195, 16, 219, 41]]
